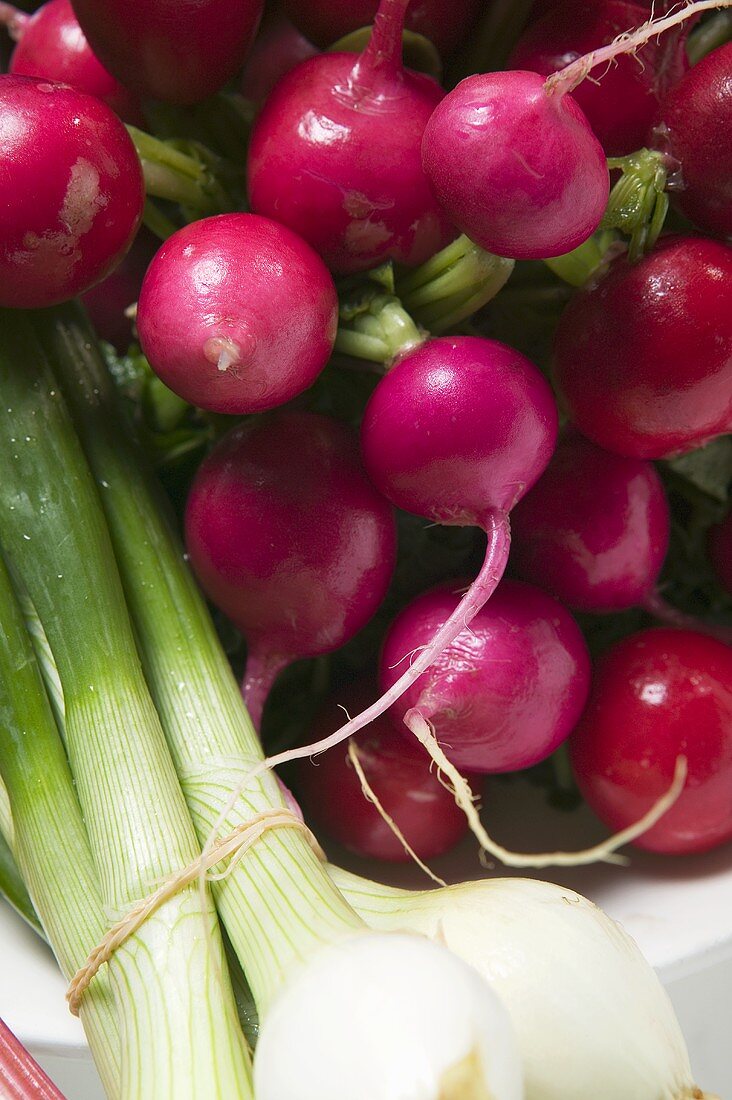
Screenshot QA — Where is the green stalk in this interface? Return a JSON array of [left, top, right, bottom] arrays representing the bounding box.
[[127, 126, 235, 215], [0, 818, 41, 937], [0, 553, 118, 1092], [543, 231, 615, 287], [42, 302, 364, 1015], [335, 291, 424, 365], [0, 312, 251, 1100]]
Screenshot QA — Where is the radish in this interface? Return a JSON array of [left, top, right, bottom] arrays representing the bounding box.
[[421, 70, 609, 260], [508, 0, 688, 155], [654, 41, 732, 239], [3, 0, 140, 120], [570, 628, 732, 854], [379, 578, 591, 773], [281, 0, 480, 56], [246, 0, 454, 274], [297, 681, 474, 863], [136, 214, 338, 415], [184, 411, 397, 727], [0, 74, 144, 308], [553, 236, 732, 460], [240, 9, 318, 109], [511, 431, 671, 612], [69, 0, 264, 104]]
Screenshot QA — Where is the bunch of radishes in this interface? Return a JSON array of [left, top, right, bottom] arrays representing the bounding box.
[[1, 0, 732, 870]]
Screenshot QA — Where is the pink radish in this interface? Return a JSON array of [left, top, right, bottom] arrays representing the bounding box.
[[379, 578, 591, 773], [246, 0, 454, 274], [553, 236, 732, 460], [4, 0, 140, 120], [297, 681, 474, 863], [0, 74, 144, 308], [184, 411, 397, 727], [509, 0, 688, 156], [282, 0, 480, 56], [655, 41, 732, 239], [69, 0, 263, 104], [136, 214, 338, 416]]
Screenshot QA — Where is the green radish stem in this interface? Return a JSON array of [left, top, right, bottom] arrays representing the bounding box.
[[40, 303, 364, 1017], [0, 311, 252, 1100]]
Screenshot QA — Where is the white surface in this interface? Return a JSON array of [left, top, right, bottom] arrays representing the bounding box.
[[2, 777, 731, 1098]]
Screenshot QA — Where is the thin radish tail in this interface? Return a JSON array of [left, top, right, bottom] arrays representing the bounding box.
[[544, 0, 732, 98], [641, 589, 732, 647], [352, 0, 411, 80], [241, 647, 289, 731], [0, 2, 28, 38], [238, 508, 512, 782]]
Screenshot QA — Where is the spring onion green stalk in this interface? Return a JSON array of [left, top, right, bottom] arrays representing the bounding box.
[[41, 302, 513, 1099], [0, 817, 41, 936], [330, 868, 706, 1100], [0, 311, 252, 1100], [0, 552, 118, 1092]]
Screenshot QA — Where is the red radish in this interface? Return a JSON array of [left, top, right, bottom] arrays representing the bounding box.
[[570, 628, 732, 854], [654, 41, 732, 239], [252, 336, 557, 783], [0, 1017, 66, 1100], [297, 682, 473, 862], [709, 510, 732, 596], [553, 236, 732, 460], [511, 432, 671, 612], [6, 0, 140, 120], [240, 9, 318, 108], [281, 0, 480, 56], [421, 69, 608, 260], [0, 75, 144, 309], [379, 578, 591, 773], [247, 0, 454, 274], [184, 412, 397, 727], [509, 0, 688, 156], [136, 214, 338, 415], [81, 227, 158, 350], [69, 0, 263, 104]]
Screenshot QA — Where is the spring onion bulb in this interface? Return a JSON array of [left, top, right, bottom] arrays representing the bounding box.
[[331, 871, 704, 1100], [254, 931, 523, 1100]]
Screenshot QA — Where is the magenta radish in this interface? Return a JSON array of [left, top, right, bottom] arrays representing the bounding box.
[[240, 9, 318, 109], [654, 41, 732, 239], [5, 0, 140, 120], [297, 681, 474, 862], [553, 236, 732, 460], [511, 431, 671, 612], [0, 74, 144, 308], [282, 0, 480, 55], [570, 628, 732, 854], [508, 0, 688, 156], [421, 69, 609, 260], [246, 0, 454, 274], [184, 411, 397, 727], [69, 0, 263, 104], [379, 578, 591, 773], [136, 214, 338, 415]]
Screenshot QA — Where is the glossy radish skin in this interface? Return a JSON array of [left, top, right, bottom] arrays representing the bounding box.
[[81, 227, 158, 350], [247, 0, 454, 274], [421, 70, 609, 260], [136, 214, 338, 416], [554, 236, 732, 460], [0, 75, 144, 308], [380, 580, 591, 773], [282, 0, 480, 55], [298, 683, 473, 861], [655, 42, 732, 239], [70, 0, 263, 104], [362, 336, 558, 525], [511, 432, 670, 612], [709, 510, 732, 596], [8, 0, 140, 120], [570, 628, 732, 854], [185, 412, 397, 726], [241, 10, 318, 108], [509, 0, 688, 156]]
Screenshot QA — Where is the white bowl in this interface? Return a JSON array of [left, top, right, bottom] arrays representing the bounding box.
[[2, 776, 731, 1099]]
